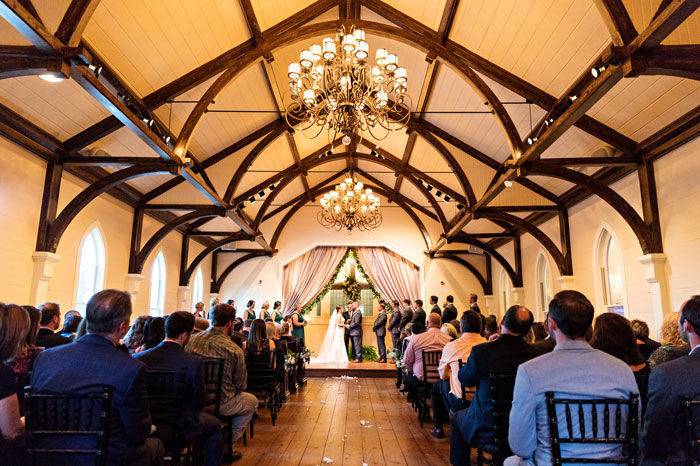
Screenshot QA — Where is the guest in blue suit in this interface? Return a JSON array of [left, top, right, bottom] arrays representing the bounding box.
[[30, 290, 164, 466], [135, 311, 222, 466]]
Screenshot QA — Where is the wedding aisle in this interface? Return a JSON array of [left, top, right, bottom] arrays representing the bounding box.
[[234, 377, 450, 466]]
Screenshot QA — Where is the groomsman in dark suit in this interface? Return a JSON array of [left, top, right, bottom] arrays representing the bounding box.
[[388, 300, 402, 351], [442, 295, 458, 324], [373, 302, 388, 362], [411, 299, 427, 334], [429, 295, 441, 316], [399, 299, 413, 338], [348, 302, 363, 362]]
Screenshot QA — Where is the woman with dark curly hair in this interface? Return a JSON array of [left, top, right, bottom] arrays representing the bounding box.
[[123, 315, 151, 354], [590, 312, 648, 374]]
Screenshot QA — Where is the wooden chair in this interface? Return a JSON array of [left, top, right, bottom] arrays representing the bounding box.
[[24, 386, 112, 466], [476, 370, 517, 466], [545, 391, 640, 465], [246, 349, 282, 425], [286, 339, 306, 388], [416, 349, 442, 427], [145, 368, 195, 465], [199, 357, 240, 463], [633, 371, 649, 419], [683, 396, 700, 465]]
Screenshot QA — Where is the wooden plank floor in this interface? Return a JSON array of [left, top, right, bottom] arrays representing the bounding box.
[[233, 377, 451, 466]]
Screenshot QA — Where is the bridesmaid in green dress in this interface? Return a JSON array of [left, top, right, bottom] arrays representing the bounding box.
[[244, 300, 256, 320], [291, 304, 307, 344], [272, 301, 283, 324]]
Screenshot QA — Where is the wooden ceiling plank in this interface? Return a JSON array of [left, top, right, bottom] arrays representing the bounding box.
[[0, 0, 62, 52]]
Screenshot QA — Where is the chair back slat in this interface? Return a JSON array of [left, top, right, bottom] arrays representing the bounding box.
[[545, 392, 640, 465], [145, 368, 187, 427], [486, 370, 517, 458], [421, 350, 442, 384], [683, 397, 700, 464], [24, 386, 112, 466], [200, 357, 224, 416]]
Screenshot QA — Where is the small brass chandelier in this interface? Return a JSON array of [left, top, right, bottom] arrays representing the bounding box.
[[318, 175, 382, 231], [285, 25, 410, 145]]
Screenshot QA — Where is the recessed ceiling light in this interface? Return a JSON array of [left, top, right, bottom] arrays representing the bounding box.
[[39, 74, 64, 83]]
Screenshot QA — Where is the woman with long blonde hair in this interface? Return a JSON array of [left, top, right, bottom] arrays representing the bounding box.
[[648, 311, 690, 368]]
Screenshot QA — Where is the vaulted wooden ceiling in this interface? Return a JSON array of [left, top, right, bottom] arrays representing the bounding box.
[[0, 0, 698, 285]]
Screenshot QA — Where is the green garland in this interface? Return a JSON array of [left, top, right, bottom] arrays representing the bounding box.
[[302, 247, 384, 314]]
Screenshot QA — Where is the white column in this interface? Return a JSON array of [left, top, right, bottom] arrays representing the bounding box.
[[637, 253, 672, 336], [511, 287, 525, 305], [29, 251, 61, 305], [483, 295, 496, 314], [557, 275, 577, 290], [177, 286, 191, 312], [124, 273, 144, 310]]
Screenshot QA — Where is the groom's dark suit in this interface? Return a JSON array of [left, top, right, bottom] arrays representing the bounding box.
[[348, 307, 363, 361], [342, 309, 352, 355]]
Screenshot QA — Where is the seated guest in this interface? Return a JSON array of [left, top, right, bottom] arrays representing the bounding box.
[[279, 322, 295, 341], [411, 299, 427, 334], [431, 311, 485, 439], [483, 314, 499, 340], [640, 296, 700, 465], [186, 304, 257, 461], [138, 316, 165, 352], [0, 304, 28, 462], [531, 322, 547, 342], [630, 319, 660, 360], [402, 313, 451, 400], [247, 319, 275, 352], [229, 318, 245, 350], [9, 306, 42, 405], [124, 315, 151, 353], [532, 313, 555, 354], [450, 305, 538, 465], [506, 291, 638, 465], [440, 323, 459, 341], [135, 312, 222, 466], [265, 321, 278, 344], [590, 312, 648, 373], [36, 302, 71, 348], [59, 310, 82, 341], [31, 290, 164, 465], [442, 295, 458, 324], [242, 319, 253, 339], [193, 317, 209, 333], [648, 311, 689, 368]]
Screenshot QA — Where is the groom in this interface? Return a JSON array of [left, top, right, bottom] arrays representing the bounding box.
[[348, 301, 363, 362]]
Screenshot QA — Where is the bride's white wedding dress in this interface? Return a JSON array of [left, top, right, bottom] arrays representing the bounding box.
[[312, 311, 349, 364]]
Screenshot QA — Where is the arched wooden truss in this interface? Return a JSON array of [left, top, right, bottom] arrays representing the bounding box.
[[0, 0, 697, 291]]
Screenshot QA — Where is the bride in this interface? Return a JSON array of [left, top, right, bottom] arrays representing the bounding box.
[[312, 305, 349, 364]]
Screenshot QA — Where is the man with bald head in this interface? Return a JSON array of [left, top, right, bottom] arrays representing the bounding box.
[[402, 312, 452, 401], [449, 305, 539, 466]]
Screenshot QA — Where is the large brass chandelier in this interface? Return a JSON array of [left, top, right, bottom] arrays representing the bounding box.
[[318, 175, 382, 231], [285, 25, 410, 145]]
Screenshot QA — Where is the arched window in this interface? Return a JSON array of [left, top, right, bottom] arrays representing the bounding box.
[[75, 227, 106, 313], [596, 228, 627, 315], [192, 267, 204, 311], [499, 268, 511, 315], [535, 253, 552, 321], [149, 251, 166, 316]]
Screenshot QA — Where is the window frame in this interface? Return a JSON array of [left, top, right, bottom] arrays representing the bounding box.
[[594, 226, 628, 316], [535, 252, 552, 321], [74, 224, 107, 313], [499, 268, 511, 316], [149, 251, 167, 316], [191, 267, 204, 311]]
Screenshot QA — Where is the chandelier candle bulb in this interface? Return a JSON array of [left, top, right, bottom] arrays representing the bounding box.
[[288, 62, 301, 79]]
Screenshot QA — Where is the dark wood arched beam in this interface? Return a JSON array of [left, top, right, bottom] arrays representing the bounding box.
[[55, 0, 101, 47], [431, 252, 492, 295], [0, 47, 63, 79], [476, 209, 572, 275], [211, 251, 272, 292], [524, 165, 659, 253], [223, 124, 288, 202], [593, 0, 637, 46], [179, 231, 260, 286], [131, 206, 224, 274], [172, 19, 522, 161], [268, 182, 433, 251], [42, 163, 178, 253], [447, 233, 522, 287]]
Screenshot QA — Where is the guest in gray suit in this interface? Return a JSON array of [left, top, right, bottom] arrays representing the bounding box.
[[348, 301, 363, 362], [373, 302, 388, 362], [640, 295, 700, 466], [505, 290, 639, 465]]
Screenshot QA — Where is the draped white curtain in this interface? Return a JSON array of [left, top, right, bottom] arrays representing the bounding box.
[[282, 246, 347, 315], [355, 247, 420, 302]]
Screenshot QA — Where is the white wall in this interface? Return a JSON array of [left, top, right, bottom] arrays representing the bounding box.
[[490, 137, 700, 334], [0, 137, 210, 317]]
